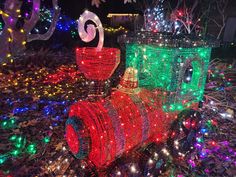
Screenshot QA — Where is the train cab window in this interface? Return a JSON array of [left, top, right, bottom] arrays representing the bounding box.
[[183, 64, 193, 83]]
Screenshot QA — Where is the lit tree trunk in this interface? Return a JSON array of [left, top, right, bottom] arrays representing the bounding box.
[[0, 0, 60, 63], [0, 0, 23, 61]]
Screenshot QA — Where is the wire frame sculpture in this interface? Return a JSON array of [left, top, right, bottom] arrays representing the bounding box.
[[76, 47, 120, 80]]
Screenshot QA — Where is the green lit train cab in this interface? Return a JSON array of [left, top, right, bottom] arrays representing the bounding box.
[[119, 32, 214, 112]]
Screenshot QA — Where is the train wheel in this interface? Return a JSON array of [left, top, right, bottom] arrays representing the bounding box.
[[167, 109, 201, 158]]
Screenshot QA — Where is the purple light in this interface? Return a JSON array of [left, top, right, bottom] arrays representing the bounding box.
[[225, 156, 230, 161], [25, 13, 29, 18], [200, 150, 207, 158], [195, 143, 202, 149], [204, 169, 210, 173], [221, 141, 229, 146], [177, 175, 184, 177], [188, 159, 196, 168]]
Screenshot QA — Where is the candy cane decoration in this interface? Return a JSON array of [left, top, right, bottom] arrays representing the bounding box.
[[78, 10, 104, 51]]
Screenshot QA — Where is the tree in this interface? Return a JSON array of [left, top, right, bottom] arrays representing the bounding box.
[[143, 0, 171, 32], [169, 0, 204, 35], [208, 0, 229, 39], [0, 0, 60, 62]]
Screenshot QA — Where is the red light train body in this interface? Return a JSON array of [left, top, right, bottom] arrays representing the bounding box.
[[66, 89, 182, 168]]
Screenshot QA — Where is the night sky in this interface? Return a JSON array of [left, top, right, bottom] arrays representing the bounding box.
[[58, 0, 236, 19]]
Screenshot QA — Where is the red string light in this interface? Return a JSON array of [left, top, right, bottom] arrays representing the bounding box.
[[66, 89, 179, 167], [44, 66, 82, 84], [66, 124, 79, 154], [76, 47, 120, 80]]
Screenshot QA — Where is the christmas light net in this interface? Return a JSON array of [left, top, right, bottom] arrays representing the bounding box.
[[124, 34, 212, 112]]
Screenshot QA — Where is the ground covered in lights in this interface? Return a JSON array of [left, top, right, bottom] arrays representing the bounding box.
[[0, 55, 235, 177]]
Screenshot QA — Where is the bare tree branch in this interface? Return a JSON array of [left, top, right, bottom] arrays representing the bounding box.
[[191, 0, 199, 14], [208, 18, 221, 27]]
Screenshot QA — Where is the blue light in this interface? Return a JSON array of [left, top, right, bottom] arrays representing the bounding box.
[[200, 128, 208, 134]]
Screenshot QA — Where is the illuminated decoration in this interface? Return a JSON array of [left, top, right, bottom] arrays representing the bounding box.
[[144, 0, 171, 32], [117, 67, 139, 92], [78, 10, 104, 51], [107, 13, 139, 28], [1, 117, 16, 129], [0, 62, 110, 100], [0, 0, 60, 62], [167, 109, 201, 157], [76, 10, 120, 80], [143, 0, 205, 35], [0, 21, 3, 31], [0, 58, 235, 176], [76, 48, 120, 81], [66, 30, 216, 169], [56, 14, 77, 38], [38, 8, 127, 38], [104, 26, 127, 34], [119, 32, 213, 112], [38, 8, 78, 38], [170, 2, 202, 35], [0, 131, 37, 163], [107, 13, 139, 18], [66, 89, 176, 167]]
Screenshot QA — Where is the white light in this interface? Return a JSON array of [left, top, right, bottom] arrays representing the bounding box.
[[174, 140, 179, 146], [186, 77, 191, 81], [117, 171, 121, 175], [130, 165, 136, 173], [220, 113, 226, 117], [220, 113, 232, 118], [154, 152, 158, 158], [162, 148, 170, 156], [148, 158, 154, 164]]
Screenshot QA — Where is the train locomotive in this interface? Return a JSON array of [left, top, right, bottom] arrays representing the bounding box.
[[65, 32, 213, 168]]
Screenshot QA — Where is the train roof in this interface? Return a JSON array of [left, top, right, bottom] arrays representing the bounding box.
[[118, 31, 219, 48]]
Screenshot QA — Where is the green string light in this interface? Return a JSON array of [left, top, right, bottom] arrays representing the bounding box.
[[0, 155, 7, 165], [11, 149, 21, 157], [27, 143, 37, 155], [1, 117, 17, 129], [0, 22, 3, 31], [126, 44, 211, 112], [43, 136, 50, 143]]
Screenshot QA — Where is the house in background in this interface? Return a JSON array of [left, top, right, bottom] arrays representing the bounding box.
[[107, 13, 143, 31], [223, 17, 236, 43]]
